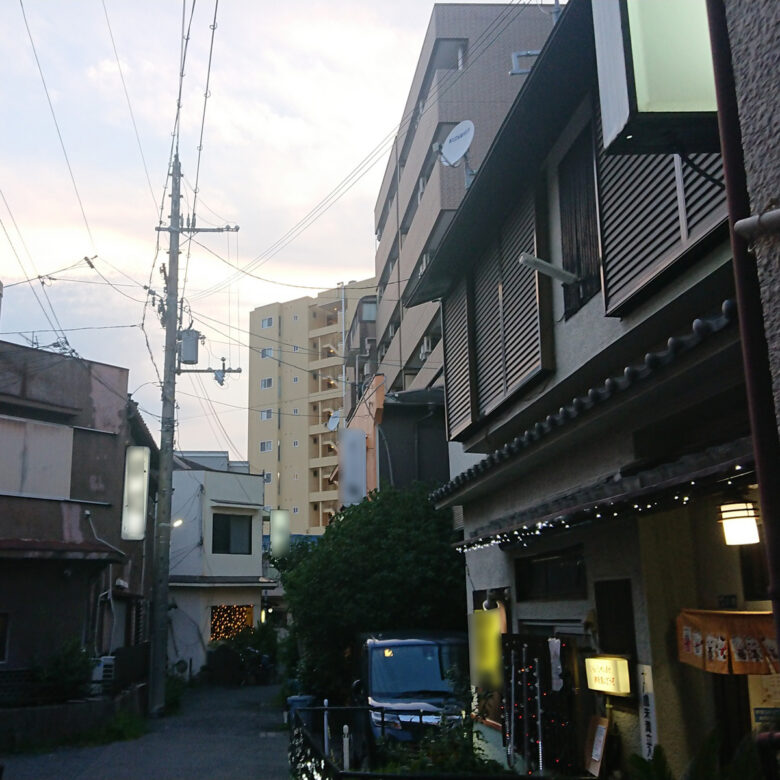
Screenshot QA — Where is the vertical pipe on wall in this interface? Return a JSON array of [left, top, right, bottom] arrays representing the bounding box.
[[706, 0, 780, 641]]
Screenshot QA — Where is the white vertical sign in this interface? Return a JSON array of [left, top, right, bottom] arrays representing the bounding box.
[[637, 664, 658, 760], [339, 428, 367, 507], [121, 445, 150, 540]]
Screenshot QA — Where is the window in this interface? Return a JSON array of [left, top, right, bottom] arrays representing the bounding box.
[[293, 314, 299, 321], [293, 408, 299, 415], [263, 472, 272, 484], [212, 513, 252, 555], [261, 347, 273, 359], [558, 125, 601, 317], [293, 440, 299, 448], [261, 377, 273, 390], [293, 376, 299, 384], [293, 345, 300, 352], [260, 408, 272, 421], [294, 473, 299, 480], [259, 440, 273, 453], [293, 507, 299, 514], [515, 546, 587, 601], [261, 316, 273, 329]]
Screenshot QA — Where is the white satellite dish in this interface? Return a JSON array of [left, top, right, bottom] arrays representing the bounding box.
[[326, 409, 341, 431], [439, 120, 474, 167]]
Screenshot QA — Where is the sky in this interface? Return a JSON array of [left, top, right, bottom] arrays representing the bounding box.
[[0, 0, 520, 459]]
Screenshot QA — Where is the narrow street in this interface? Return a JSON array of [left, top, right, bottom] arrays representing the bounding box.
[[1, 684, 290, 780]]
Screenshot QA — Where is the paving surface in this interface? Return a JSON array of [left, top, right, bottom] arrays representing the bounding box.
[[0, 684, 290, 780]]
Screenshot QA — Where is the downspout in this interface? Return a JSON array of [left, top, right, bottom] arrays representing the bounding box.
[[706, 0, 780, 641]]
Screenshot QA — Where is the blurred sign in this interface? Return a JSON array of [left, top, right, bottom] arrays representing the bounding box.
[[585, 655, 631, 696], [121, 446, 150, 540], [469, 609, 502, 689], [339, 428, 367, 507]]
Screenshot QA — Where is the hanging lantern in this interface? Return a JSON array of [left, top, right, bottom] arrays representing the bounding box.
[[720, 501, 760, 546]]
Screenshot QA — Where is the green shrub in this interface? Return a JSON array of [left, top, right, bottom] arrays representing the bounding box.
[[33, 638, 95, 702]]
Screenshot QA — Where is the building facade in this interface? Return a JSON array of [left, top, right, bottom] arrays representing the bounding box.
[[409, 0, 774, 774], [247, 280, 372, 534], [168, 451, 272, 677], [0, 342, 158, 697], [373, 3, 556, 393]]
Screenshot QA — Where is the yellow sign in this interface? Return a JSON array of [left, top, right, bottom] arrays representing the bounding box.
[[585, 656, 631, 696], [469, 610, 502, 689]]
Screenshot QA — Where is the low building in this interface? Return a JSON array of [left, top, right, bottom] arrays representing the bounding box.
[[167, 451, 274, 677], [0, 342, 157, 700]]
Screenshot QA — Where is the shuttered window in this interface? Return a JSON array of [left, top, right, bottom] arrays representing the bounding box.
[[596, 112, 726, 313], [558, 126, 601, 317], [442, 189, 550, 437], [501, 191, 541, 391], [442, 278, 472, 436], [474, 242, 504, 414]]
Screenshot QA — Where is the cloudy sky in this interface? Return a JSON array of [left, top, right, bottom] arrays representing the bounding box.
[[0, 0, 520, 458]]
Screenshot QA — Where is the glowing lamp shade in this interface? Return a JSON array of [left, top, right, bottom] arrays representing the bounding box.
[[720, 502, 760, 546], [585, 656, 631, 696], [121, 446, 150, 540], [270, 509, 290, 558]]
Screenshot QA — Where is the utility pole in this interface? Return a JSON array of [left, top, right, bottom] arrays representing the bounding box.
[[148, 154, 238, 716]]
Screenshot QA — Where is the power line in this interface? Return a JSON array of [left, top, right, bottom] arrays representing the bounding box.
[[101, 0, 158, 214], [189, 0, 537, 301], [19, 0, 96, 250]]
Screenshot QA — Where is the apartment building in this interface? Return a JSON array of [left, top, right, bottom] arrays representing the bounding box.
[[373, 4, 556, 392], [248, 280, 372, 534]]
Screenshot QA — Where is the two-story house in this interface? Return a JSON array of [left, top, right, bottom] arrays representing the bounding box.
[[168, 451, 274, 677], [408, 0, 773, 774]]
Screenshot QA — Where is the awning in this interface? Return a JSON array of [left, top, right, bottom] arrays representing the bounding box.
[[677, 609, 778, 675]]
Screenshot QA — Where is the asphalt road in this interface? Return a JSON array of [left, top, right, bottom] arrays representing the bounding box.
[[0, 684, 290, 780]]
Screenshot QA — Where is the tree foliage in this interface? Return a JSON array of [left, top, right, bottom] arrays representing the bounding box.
[[277, 485, 466, 701]]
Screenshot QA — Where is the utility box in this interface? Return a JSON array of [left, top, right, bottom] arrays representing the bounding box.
[[180, 329, 200, 364]]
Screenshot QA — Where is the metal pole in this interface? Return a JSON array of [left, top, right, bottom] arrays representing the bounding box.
[[324, 699, 330, 757], [507, 648, 516, 767], [534, 657, 543, 773], [149, 154, 182, 716], [706, 0, 780, 643], [521, 644, 528, 769]]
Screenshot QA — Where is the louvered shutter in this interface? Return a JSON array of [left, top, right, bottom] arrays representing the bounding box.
[[473, 243, 504, 414], [442, 278, 472, 435]]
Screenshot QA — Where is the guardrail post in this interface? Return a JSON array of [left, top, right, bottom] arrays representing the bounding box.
[[343, 724, 350, 770]]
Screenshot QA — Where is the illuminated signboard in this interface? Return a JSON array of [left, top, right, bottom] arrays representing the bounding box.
[[592, 0, 718, 154], [585, 656, 632, 696], [121, 446, 150, 540]]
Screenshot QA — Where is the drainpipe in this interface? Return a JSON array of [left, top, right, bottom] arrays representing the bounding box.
[[706, 0, 780, 641]]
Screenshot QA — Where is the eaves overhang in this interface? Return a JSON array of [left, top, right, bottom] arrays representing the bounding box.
[[407, 0, 594, 307], [431, 298, 738, 507]]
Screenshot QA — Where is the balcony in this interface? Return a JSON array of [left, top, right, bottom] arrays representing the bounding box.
[[309, 354, 343, 372], [310, 322, 341, 339], [310, 455, 338, 470], [309, 488, 338, 504]]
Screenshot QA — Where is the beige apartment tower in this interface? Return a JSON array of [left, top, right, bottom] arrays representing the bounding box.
[[248, 280, 372, 535]]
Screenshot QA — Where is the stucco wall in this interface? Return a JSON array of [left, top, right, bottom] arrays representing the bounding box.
[[724, 0, 780, 435]]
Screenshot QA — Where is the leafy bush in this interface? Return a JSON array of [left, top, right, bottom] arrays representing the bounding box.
[[377, 718, 509, 776], [33, 638, 95, 702], [276, 484, 465, 702], [165, 672, 188, 713]]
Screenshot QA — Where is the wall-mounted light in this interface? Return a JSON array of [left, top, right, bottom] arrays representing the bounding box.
[[585, 656, 631, 696], [172, 518, 183, 528], [720, 500, 760, 545]]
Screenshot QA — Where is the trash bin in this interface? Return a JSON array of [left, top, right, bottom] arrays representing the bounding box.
[[287, 694, 316, 730]]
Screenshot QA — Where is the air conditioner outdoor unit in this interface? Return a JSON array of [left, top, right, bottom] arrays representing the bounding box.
[[90, 655, 116, 696]]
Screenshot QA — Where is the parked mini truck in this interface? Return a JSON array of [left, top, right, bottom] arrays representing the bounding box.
[[354, 632, 469, 743]]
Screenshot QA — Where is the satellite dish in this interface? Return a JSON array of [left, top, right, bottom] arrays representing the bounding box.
[[440, 120, 474, 167], [326, 409, 341, 431]]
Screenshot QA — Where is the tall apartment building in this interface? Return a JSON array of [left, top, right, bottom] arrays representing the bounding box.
[[248, 279, 372, 534], [374, 4, 556, 391]]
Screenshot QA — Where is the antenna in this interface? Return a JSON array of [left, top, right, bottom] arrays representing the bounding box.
[[326, 409, 342, 432], [434, 120, 477, 188]]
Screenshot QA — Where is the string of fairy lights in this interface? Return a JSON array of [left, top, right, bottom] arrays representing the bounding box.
[[209, 604, 253, 641]]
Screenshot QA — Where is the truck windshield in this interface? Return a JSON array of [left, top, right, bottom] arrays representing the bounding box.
[[369, 643, 465, 699]]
